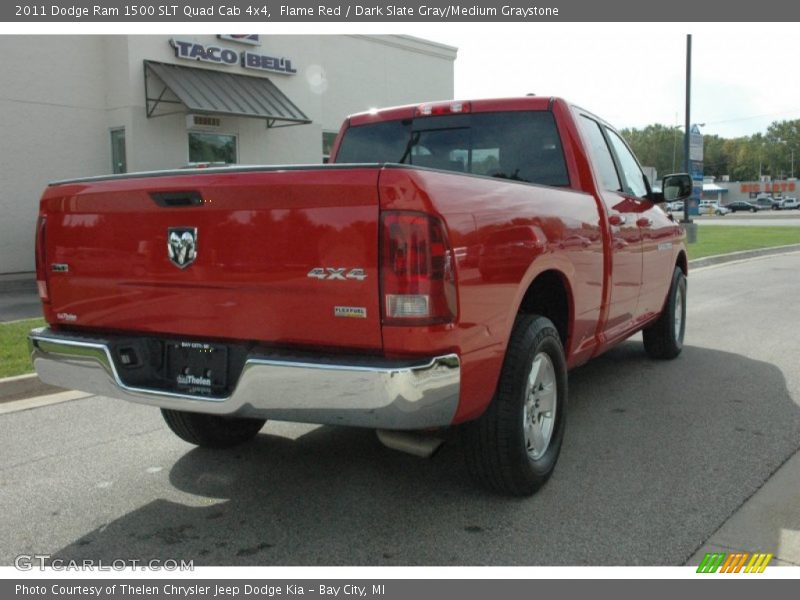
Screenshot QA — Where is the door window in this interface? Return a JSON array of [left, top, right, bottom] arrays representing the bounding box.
[[606, 129, 648, 198]]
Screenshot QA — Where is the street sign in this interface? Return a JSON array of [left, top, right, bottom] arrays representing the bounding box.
[[690, 125, 704, 162]]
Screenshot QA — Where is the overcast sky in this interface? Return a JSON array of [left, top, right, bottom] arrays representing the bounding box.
[[9, 22, 800, 140], [431, 25, 800, 139]]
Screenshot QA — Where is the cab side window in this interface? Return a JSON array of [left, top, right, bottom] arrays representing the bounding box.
[[578, 116, 621, 193], [606, 129, 648, 198]]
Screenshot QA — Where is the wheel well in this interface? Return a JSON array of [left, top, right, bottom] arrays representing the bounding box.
[[517, 270, 571, 348], [676, 251, 688, 275]]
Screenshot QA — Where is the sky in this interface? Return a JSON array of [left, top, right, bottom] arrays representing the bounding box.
[[5, 21, 800, 141], [430, 24, 800, 140]]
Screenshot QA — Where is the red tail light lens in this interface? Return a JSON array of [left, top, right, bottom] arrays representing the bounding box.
[[380, 211, 457, 325], [35, 216, 49, 302]]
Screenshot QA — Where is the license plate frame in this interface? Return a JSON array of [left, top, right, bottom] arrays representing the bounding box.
[[165, 340, 228, 393]]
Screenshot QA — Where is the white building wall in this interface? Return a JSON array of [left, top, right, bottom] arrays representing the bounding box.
[[0, 37, 109, 275], [0, 34, 456, 275]]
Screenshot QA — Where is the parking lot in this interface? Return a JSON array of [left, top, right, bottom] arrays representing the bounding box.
[[690, 210, 800, 226], [1, 253, 799, 566]]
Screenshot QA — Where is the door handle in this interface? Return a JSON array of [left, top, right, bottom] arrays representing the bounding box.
[[609, 214, 627, 226], [636, 217, 653, 228]]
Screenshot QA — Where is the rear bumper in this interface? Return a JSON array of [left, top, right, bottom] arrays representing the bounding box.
[[28, 327, 460, 430]]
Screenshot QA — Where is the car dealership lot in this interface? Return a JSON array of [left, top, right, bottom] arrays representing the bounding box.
[[1, 254, 799, 566]]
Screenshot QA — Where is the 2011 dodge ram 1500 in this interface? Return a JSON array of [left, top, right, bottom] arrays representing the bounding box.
[[29, 96, 692, 495]]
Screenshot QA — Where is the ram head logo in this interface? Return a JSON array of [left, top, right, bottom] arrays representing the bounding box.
[[167, 227, 198, 269]]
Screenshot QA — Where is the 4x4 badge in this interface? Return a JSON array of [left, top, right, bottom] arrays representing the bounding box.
[[167, 227, 198, 269], [307, 267, 367, 281]]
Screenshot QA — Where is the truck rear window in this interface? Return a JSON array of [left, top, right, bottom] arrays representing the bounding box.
[[335, 111, 569, 187]]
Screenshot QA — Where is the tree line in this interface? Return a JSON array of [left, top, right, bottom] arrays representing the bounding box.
[[621, 119, 800, 182]]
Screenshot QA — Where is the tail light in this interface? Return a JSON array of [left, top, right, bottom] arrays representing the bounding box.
[[35, 216, 49, 302], [380, 211, 457, 325]]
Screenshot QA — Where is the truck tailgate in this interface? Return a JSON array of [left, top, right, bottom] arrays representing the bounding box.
[[40, 167, 382, 351]]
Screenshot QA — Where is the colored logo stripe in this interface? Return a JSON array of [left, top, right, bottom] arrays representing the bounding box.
[[696, 552, 773, 573], [697, 552, 726, 573], [745, 553, 773, 573]]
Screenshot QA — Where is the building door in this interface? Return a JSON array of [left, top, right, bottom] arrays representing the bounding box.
[[111, 128, 126, 174]]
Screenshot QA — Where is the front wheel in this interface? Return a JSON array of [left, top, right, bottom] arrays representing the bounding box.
[[161, 409, 266, 448], [462, 315, 567, 496], [643, 267, 687, 359]]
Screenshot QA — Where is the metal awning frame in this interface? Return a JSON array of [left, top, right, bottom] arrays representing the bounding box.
[[143, 62, 310, 128]]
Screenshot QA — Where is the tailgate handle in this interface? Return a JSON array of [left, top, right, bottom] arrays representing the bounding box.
[[150, 191, 204, 207]]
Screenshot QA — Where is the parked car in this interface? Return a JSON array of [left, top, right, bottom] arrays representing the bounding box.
[[726, 200, 760, 213], [28, 96, 690, 496], [776, 197, 799, 210], [667, 200, 684, 213], [699, 201, 729, 216], [756, 196, 780, 210]]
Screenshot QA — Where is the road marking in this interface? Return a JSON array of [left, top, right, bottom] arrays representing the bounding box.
[[0, 390, 92, 415]]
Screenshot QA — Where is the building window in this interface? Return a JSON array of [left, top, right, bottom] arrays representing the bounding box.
[[188, 132, 237, 165], [322, 131, 338, 163], [110, 128, 126, 174]]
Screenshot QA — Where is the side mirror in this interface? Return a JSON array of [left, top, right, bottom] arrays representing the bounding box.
[[662, 173, 692, 202]]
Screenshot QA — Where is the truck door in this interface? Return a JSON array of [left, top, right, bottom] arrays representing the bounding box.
[[577, 116, 643, 338], [604, 128, 677, 322]]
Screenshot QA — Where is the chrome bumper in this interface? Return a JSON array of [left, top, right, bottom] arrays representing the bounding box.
[[28, 328, 460, 430]]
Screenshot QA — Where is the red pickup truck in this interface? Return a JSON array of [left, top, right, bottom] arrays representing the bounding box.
[[29, 97, 691, 496]]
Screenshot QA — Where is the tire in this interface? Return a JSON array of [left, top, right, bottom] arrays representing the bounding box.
[[643, 267, 687, 359], [161, 409, 266, 448], [751, 207, 757, 213], [462, 315, 567, 496]]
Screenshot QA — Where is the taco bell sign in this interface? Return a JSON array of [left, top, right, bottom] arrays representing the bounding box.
[[170, 39, 297, 75]]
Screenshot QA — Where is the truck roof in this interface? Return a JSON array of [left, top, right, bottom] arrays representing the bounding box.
[[348, 96, 561, 126]]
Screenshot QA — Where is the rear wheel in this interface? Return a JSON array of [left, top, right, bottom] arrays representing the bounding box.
[[643, 267, 687, 359], [161, 409, 266, 448], [463, 315, 567, 496]]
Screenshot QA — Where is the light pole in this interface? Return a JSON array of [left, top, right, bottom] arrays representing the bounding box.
[[683, 34, 692, 225]]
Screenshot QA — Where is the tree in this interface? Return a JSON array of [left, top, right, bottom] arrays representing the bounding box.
[[621, 118, 800, 182]]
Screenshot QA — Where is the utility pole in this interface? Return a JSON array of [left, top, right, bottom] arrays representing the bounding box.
[[683, 34, 692, 225]]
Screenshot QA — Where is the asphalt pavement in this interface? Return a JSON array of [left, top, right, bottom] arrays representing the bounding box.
[[0, 286, 41, 323], [1, 254, 799, 566]]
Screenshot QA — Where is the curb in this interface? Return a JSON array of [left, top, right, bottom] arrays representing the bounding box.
[[0, 373, 62, 403], [688, 243, 800, 270]]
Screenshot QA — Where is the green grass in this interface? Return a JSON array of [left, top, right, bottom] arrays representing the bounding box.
[[689, 226, 800, 260], [0, 318, 45, 378]]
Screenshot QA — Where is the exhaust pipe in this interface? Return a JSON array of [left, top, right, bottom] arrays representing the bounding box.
[[376, 429, 445, 458]]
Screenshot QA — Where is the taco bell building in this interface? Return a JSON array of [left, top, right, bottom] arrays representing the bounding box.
[[0, 34, 457, 277]]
